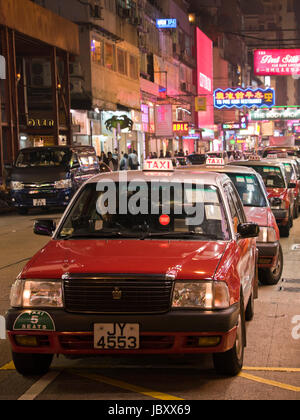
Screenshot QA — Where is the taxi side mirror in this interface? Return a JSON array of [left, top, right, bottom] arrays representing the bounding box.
[[34, 219, 56, 236], [237, 222, 260, 239]]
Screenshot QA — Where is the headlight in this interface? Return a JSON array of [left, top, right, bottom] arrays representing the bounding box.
[[270, 197, 286, 210], [10, 280, 63, 308], [10, 181, 24, 191], [257, 227, 277, 243], [172, 281, 230, 309], [54, 179, 72, 189]]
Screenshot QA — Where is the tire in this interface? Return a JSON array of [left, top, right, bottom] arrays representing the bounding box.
[[259, 244, 283, 285], [17, 208, 28, 215], [213, 292, 246, 376], [294, 200, 299, 219], [245, 291, 254, 321], [12, 352, 53, 376]]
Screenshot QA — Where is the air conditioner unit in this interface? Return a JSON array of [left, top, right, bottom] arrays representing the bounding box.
[[30, 59, 51, 88], [180, 82, 187, 92], [70, 79, 84, 94]]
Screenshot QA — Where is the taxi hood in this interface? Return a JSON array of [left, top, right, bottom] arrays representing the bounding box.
[[21, 239, 229, 281]]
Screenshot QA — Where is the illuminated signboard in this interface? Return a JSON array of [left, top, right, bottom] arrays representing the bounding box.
[[222, 122, 243, 130], [250, 107, 300, 121], [196, 28, 214, 128], [214, 88, 275, 109], [156, 19, 177, 29], [254, 49, 300, 76], [27, 118, 55, 128], [173, 122, 189, 133]]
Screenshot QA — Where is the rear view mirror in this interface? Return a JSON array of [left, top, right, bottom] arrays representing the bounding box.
[[34, 219, 56, 236], [237, 222, 260, 239]]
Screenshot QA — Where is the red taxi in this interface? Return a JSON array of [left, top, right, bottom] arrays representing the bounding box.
[[177, 159, 282, 285], [230, 159, 295, 237], [6, 160, 259, 377], [280, 158, 300, 219]]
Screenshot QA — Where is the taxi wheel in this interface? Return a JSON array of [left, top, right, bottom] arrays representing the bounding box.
[[259, 245, 283, 285], [12, 352, 53, 376], [213, 292, 245, 376]]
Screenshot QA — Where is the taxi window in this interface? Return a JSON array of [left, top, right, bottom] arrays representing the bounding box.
[[283, 163, 293, 183], [58, 182, 230, 241], [226, 173, 267, 207], [249, 165, 285, 189], [224, 183, 245, 234]]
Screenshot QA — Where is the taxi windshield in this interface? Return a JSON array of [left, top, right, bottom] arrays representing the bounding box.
[[15, 148, 71, 168], [58, 182, 230, 241], [248, 165, 285, 189], [226, 173, 267, 207]]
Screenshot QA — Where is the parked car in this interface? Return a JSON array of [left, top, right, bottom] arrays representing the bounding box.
[[177, 163, 282, 285], [187, 153, 208, 165], [6, 145, 101, 215], [6, 159, 259, 377], [230, 159, 295, 237], [262, 146, 300, 159]]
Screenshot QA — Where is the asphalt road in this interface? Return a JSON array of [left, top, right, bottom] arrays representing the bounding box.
[[0, 210, 299, 401]]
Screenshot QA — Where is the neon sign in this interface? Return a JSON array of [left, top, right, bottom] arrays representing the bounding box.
[[214, 88, 275, 109], [173, 122, 189, 133], [250, 108, 300, 121], [156, 19, 177, 29]]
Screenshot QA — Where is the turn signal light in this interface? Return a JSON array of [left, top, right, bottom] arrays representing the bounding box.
[[198, 336, 221, 347], [15, 335, 39, 347]]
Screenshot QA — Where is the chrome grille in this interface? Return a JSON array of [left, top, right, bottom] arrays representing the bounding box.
[[63, 274, 173, 314]]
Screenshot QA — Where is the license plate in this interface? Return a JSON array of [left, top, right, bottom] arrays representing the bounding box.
[[33, 199, 46, 206], [94, 323, 139, 349]]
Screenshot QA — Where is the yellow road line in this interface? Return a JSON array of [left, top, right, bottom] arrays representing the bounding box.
[[239, 372, 300, 392], [72, 371, 184, 400], [243, 366, 300, 373]]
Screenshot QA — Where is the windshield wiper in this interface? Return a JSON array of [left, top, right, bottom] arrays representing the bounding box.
[[138, 231, 222, 240], [60, 231, 138, 240]]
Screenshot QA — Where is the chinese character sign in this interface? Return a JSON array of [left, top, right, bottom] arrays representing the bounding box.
[[214, 88, 275, 109], [254, 49, 300, 76], [156, 19, 177, 29]]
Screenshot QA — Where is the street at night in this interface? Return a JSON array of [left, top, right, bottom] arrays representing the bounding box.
[[0, 0, 300, 405]]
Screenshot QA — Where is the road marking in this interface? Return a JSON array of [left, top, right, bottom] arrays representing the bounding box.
[[243, 366, 300, 373], [72, 371, 184, 400], [18, 370, 62, 400], [239, 372, 300, 392], [0, 361, 15, 370]]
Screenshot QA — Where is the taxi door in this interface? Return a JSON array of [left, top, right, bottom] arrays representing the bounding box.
[[224, 182, 256, 304]]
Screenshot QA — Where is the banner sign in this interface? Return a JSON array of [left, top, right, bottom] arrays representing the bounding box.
[[214, 87, 275, 109], [155, 104, 173, 137], [250, 108, 300, 121], [254, 49, 300, 76]]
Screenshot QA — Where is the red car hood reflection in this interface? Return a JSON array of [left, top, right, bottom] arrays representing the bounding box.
[[22, 239, 229, 281], [266, 188, 286, 200], [244, 206, 269, 226]]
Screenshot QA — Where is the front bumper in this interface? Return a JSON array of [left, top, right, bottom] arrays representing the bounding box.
[[10, 188, 73, 209], [257, 241, 280, 268], [6, 304, 239, 355]]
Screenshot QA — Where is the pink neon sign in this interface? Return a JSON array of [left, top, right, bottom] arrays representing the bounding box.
[[254, 49, 300, 76], [195, 28, 214, 129]]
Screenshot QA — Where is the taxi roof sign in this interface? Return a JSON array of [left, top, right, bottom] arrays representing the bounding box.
[[248, 155, 261, 161], [206, 158, 225, 166], [143, 159, 174, 172]]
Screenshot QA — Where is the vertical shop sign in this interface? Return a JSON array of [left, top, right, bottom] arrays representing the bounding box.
[[155, 104, 173, 137]]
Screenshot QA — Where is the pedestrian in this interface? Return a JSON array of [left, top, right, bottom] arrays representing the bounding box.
[[119, 153, 129, 171], [159, 149, 164, 158], [128, 150, 139, 170], [107, 152, 118, 171], [178, 149, 184, 157]]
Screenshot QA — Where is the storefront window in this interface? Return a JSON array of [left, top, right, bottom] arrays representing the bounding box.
[[105, 42, 115, 70], [129, 55, 138, 80], [117, 48, 127, 76]]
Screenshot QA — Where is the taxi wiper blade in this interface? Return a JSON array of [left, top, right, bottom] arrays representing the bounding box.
[[139, 231, 222, 240], [60, 231, 138, 240]]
